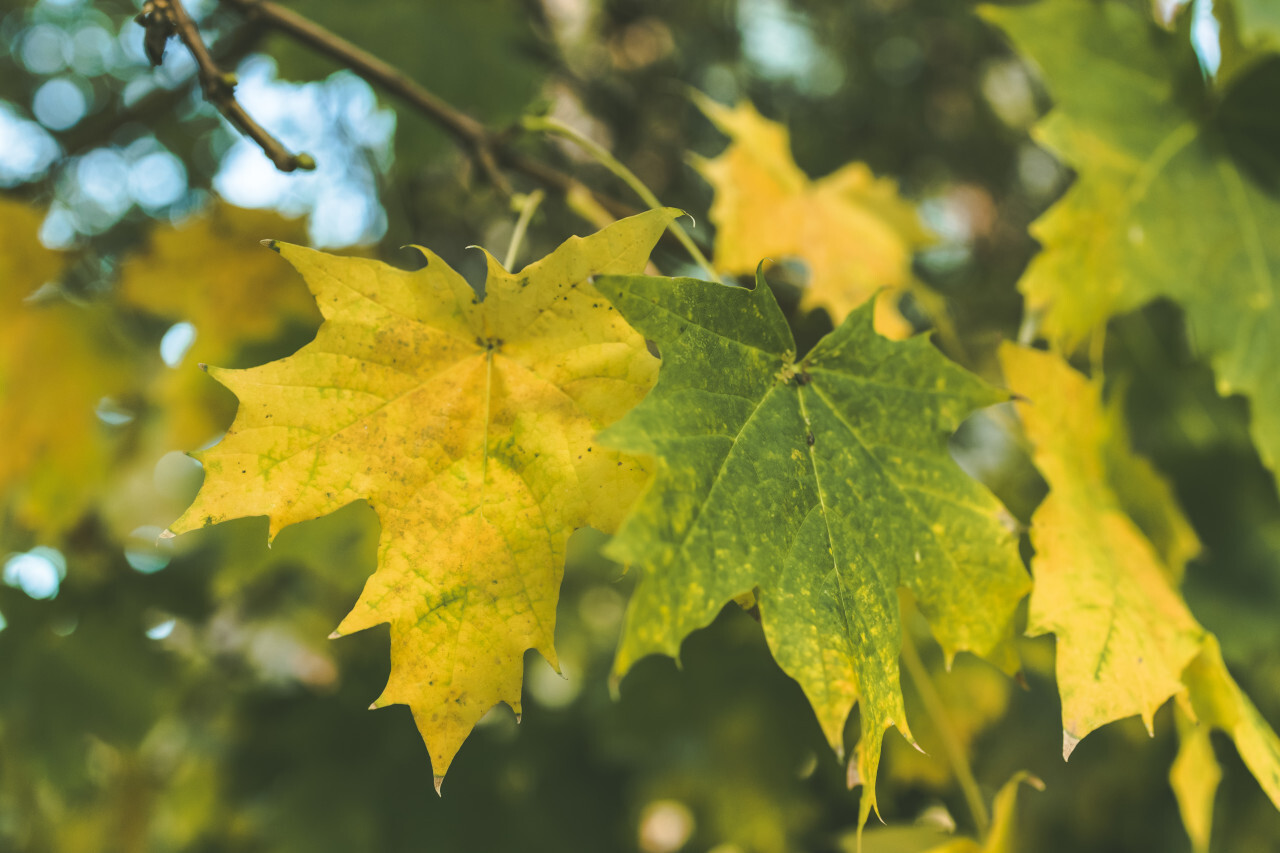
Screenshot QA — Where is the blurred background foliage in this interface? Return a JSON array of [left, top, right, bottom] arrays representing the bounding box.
[[1, 0, 1278, 850]]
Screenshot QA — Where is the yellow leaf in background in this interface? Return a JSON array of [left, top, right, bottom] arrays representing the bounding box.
[[118, 203, 320, 361], [1001, 344, 1280, 848], [1180, 636, 1280, 813], [1000, 344, 1203, 746], [117, 203, 323, 450], [1170, 701, 1220, 853], [0, 198, 60, 290], [169, 209, 677, 783], [692, 95, 932, 338], [0, 199, 133, 537]]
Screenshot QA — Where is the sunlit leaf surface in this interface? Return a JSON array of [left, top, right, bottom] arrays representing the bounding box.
[[171, 210, 677, 780]]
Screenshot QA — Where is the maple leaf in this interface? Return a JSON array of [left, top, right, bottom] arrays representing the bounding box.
[[1000, 344, 1204, 748], [982, 0, 1280, 481], [1000, 344, 1280, 844], [168, 209, 678, 785], [595, 271, 1029, 826], [692, 95, 933, 339], [0, 199, 133, 538]]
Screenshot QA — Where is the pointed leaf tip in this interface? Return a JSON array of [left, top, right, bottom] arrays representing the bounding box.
[[433, 775, 444, 796], [327, 630, 341, 640], [1063, 730, 1081, 761], [260, 239, 279, 252], [846, 758, 863, 790], [157, 529, 175, 541]]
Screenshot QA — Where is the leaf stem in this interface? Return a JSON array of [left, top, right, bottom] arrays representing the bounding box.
[[521, 115, 716, 278], [504, 190, 546, 271], [899, 623, 991, 837]]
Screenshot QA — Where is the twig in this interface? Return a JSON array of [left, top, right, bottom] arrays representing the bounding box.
[[135, 0, 314, 172], [503, 190, 546, 270], [64, 21, 265, 157], [899, 623, 991, 837], [217, 0, 635, 216]]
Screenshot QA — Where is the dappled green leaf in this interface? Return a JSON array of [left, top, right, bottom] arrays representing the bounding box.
[[597, 271, 1028, 826]]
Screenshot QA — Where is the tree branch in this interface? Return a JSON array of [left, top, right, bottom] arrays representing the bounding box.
[[63, 20, 265, 157], [135, 0, 314, 172], [218, 0, 636, 217]]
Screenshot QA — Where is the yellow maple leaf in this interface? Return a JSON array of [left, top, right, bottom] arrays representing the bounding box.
[[1001, 344, 1280, 847], [168, 209, 678, 784], [1000, 344, 1203, 747], [692, 94, 932, 338], [0, 199, 133, 537]]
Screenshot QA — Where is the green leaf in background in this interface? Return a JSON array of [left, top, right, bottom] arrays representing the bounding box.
[[596, 272, 1028, 827], [1216, 0, 1280, 86], [981, 0, 1280, 481]]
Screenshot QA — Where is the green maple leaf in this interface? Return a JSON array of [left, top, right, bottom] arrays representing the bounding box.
[[595, 271, 1029, 826], [982, 0, 1280, 480], [168, 210, 678, 787]]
